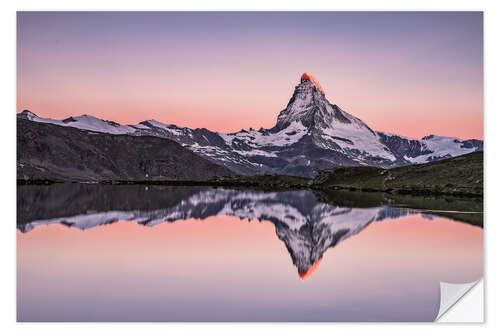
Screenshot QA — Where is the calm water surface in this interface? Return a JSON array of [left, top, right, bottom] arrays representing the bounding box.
[[17, 185, 483, 322]]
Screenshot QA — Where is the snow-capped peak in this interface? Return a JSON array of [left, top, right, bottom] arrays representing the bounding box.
[[273, 73, 397, 162], [17, 111, 136, 135], [276, 74, 326, 130], [276, 73, 365, 131], [17, 110, 38, 120]]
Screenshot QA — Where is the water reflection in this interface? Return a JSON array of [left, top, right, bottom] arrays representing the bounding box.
[[17, 184, 484, 321], [17, 184, 481, 279]]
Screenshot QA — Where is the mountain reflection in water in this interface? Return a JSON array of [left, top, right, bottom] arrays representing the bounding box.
[[17, 184, 481, 279]]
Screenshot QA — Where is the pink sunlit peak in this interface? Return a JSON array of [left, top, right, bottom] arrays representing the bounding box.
[[301, 72, 325, 94]]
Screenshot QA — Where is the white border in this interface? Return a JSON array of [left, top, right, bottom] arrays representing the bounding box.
[[2, 1, 498, 331]]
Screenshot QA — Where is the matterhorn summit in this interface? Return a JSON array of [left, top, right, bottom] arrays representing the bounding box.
[[274, 73, 397, 163], [276, 72, 374, 133], [301, 72, 325, 94]]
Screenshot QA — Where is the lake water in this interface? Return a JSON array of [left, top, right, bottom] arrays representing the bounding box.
[[17, 184, 483, 322]]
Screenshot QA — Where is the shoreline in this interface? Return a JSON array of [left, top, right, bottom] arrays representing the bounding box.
[[16, 178, 483, 198]]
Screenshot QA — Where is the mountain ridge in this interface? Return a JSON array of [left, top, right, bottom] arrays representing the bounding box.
[[17, 119, 234, 182], [17, 73, 483, 177]]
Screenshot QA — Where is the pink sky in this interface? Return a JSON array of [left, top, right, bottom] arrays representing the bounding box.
[[17, 12, 483, 139]]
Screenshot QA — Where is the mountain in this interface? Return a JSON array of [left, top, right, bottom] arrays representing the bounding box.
[[17, 73, 483, 177], [18, 184, 415, 279], [17, 119, 234, 182]]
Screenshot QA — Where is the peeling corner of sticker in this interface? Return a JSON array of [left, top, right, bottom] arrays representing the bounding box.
[[435, 279, 481, 321]]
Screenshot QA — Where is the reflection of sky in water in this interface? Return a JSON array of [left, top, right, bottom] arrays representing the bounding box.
[[17, 187, 483, 322]]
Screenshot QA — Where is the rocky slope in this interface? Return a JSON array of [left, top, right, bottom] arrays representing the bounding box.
[[313, 151, 483, 196], [17, 73, 483, 177], [17, 119, 234, 181]]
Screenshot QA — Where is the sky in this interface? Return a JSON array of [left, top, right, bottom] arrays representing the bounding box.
[[17, 12, 483, 139]]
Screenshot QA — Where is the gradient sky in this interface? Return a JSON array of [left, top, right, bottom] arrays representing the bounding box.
[[17, 12, 483, 139]]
